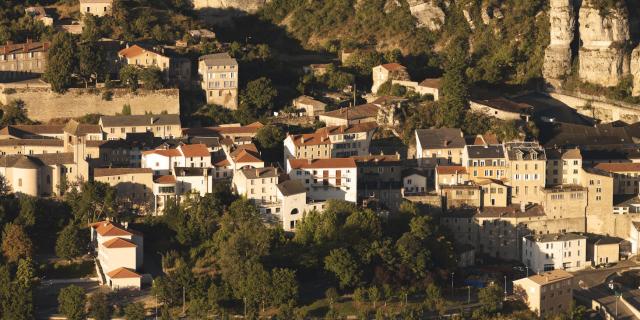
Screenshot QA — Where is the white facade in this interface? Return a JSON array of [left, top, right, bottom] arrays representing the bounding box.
[[286, 158, 358, 203], [631, 222, 640, 255], [80, 0, 112, 17], [90, 221, 143, 290], [402, 172, 427, 195], [142, 144, 212, 175], [522, 233, 587, 273]]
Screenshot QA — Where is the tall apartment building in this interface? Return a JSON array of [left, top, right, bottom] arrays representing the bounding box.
[[198, 53, 239, 109], [0, 41, 49, 81], [505, 142, 546, 205], [286, 158, 358, 203], [284, 122, 377, 160], [463, 145, 508, 181], [513, 270, 574, 318], [545, 148, 582, 186], [522, 233, 587, 273], [593, 163, 640, 195]]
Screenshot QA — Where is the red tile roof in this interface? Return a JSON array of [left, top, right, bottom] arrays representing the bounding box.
[[102, 237, 137, 249], [142, 149, 181, 157], [436, 166, 467, 175], [106, 267, 142, 279], [234, 149, 262, 163], [118, 44, 163, 59], [594, 163, 640, 172], [92, 221, 133, 237], [179, 144, 210, 157], [154, 175, 176, 184], [381, 63, 406, 71], [289, 158, 356, 169]]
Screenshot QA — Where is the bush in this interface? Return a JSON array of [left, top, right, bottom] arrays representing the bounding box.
[[102, 90, 113, 101], [2, 88, 16, 95]]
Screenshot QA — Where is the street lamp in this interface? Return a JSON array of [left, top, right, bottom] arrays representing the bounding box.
[[525, 266, 529, 277], [504, 275, 507, 300], [451, 272, 455, 298]]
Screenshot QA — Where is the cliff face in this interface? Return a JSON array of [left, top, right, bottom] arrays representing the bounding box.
[[543, 0, 640, 95], [543, 0, 575, 80], [407, 0, 445, 31], [578, 0, 630, 87], [192, 0, 270, 12]]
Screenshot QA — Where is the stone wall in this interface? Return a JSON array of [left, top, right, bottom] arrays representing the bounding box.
[[0, 87, 180, 122], [548, 91, 640, 123]]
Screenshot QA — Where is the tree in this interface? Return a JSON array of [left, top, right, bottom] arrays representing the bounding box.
[[270, 268, 298, 306], [119, 65, 140, 91], [16, 257, 35, 287], [1, 223, 33, 262], [139, 67, 164, 90], [121, 104, 132, 115], [55, 223, 85, 261], [1, 99, 32, 126], [423, 283, 445, 314], [477, 283, 503, 315], [124, 302, 146, 320], [437, 45, 469, 128], [324, 248, 361, 289], [325, 287, 339, 308], [58, 285, 87, 320], [78, 40, 105, 88], [240, 77, 278, 116], [44, 32, 78, 92], [255, 125, 285, 150], [88, 291, 111, 320]]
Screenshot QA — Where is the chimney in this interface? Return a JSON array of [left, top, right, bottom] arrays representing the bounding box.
[[520, 202, 526, 213], [255, 168, 259, 177], [443, 140, 449, 147], [307, 159, 313, 165], [300, 137, 305, 144], [123, 221, 129, 229]]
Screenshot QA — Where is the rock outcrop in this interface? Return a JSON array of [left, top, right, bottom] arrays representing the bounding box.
[[407, 0, 445, 31], [632, 45, 640, 96], [578, 0, 631, 87], [192, 0, 269, 12], [543, 0, 575, 80]]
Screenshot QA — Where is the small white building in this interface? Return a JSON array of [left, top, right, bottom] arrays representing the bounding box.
[[286, 158, 358, 203], [80, 0, 112, 17], [630, 221, 640, 255], [402, 168, 428, 196], [522, 233, 587, 273], [90, 221, 143, 290], [142, 144, 211, 175]]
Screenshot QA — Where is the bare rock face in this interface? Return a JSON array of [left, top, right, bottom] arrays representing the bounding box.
[[632, 45, 640, 96], [578, 0, 631, 87], [462, 8, 475, 30], [192, 0, 269, 12], [543, 0, 575, 80], [407, 0, 445, 31]]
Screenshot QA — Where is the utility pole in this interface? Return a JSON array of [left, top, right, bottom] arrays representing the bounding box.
[[182, 286, 186, 315], [467, 286, 471, 304], [244, 297, 247, 318], [504, 276, 507, 301], [451, 272, 455, 299], [155, 293, 158, 320]]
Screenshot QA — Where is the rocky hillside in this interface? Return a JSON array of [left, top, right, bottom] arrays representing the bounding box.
[[192, 0, 270, 12], [544, 0, 640, 97]]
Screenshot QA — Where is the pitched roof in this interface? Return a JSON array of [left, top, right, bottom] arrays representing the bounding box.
[[142, 148, 181, 157], [179, 144, 210, 157], [466, 145, 505, 159], [471, 97, 533, 114], [0, 139, 63, 147], [240, 167, 279, 179], [154, 175, 176, 184], [524, 232, 586, 243], [317, 122, 378, 135], [94, 168, 153, 177], [418, 78, 443, 89], [0, 153, 75, 168], [0, 124, 64, 136], [402, 168, 429, 178], [476, 204, 545, 219], [100, 114, 180, 127], [505, 142, 547, 161], [106, 267, 142, 279], [277, 180, 307, 196], [594, 163, 640, 172], [102, 237, 137, 249], [63, 120, 101, 136], [295, 95, 327, 108], [0, 41, 50, 55], [199, 52, 238, 67], [288, 158, 357, 169], [352, 154, 402, 166], [182, 122, 263, 137], [436, 166, 467, 175], [92, 221, 133, 237], [521, 269, 573, 286], [415, 128, 465, 150], [233, 149, 262, 163], [380, 63, 406, 71], [118, 44, 166, 59]]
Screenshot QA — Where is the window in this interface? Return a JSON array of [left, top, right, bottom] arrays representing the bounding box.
[[18, 178, 22, 187]]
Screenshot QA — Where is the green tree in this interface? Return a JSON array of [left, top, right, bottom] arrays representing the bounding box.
[[119, 65, 140, 91], [255, 125, 284, 150], [324, 248, 361, 289], [44, 32, 78, 92], [240, 77, 278, 118], [424, 283, 445, 314], [121, 104, 132, 115], [2, 281, 34, 320], [437, 45, 469, 128], [270, 268, 298, 306], [477, 283, 503, 315], [58, 285, 87, 320], [16, 257, 35, 287], [124, 302, 146, 320], [139, 67, 164, 90], [1, 223, 33, 263], [1, 99, 32, 126], [325, 287, 339, 309], [78, 40, 105, 88], [88, 291, 111, 320], [55, 223, 85, 261]]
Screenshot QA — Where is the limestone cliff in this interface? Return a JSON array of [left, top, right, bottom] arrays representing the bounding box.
[[407, 0, 445, 31], [543, 0, 575, 80], [578, 0, 631, 87], [192, 0, 269, 12], [632, 45, 640, 96]]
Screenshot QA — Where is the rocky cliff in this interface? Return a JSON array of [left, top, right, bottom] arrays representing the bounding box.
[[544, 0, 640, 96], [543, 0, 575, 80], [407, 0, 445, 31], [578, 0, 630, 87], [192, 0, 270, 12]]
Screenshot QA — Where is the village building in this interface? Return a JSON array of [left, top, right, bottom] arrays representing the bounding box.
[[0, 41, 49, 81], [505, 142, 546, 205], [80, 0, 113, 17], [545, 148, 582, 186], [513, 270, 574, 317], [100, 114, 182, 140], [141, 144, 211, 175], [293, 95, 327, 117], [470, 97, 533, 122], [522, 233, 587, 273], [118, 44, 191, 85], [94, 168, 154, 212], [371, 63, 410, 94], [463, 145, 508, 181], [353, 154, 403, 211], [415, 128, 466, 166], [198, 53, 239, 109], [284, 122, 377, 160], [286, 158, 358, 203], [90, 221, 144, 290]]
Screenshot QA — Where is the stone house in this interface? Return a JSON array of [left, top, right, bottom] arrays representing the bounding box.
[[80, 0, 113, 17], [100, 114, 182, 140], [371, 63, 410, 94], [293, 95, 327, 117], [415, 128, 466, 166], [513, 270, 574, 318], [0, 40, 50, 82], [198, 53, 239, 109]]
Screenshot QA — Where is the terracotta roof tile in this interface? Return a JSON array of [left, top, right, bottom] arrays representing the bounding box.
[[179, 144, 210, 157], [288, 158, 356, 169], [594, 163, 640, 172], [94, 168, 153, 177], [93, 221, 133, 237], [106, 267, 141, 279], [154, 175, 176, 184], [102, 237, 137, 249], [381, 63, 406, 71], [436, 166, 467, 175]]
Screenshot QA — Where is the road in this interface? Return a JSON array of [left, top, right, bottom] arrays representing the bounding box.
[[575, 284, 636, 320], [573, 258, 640, 289]]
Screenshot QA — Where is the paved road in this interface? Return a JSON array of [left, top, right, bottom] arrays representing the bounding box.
[[576, 284, 636, 320], [573, 259, 640, 289]]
